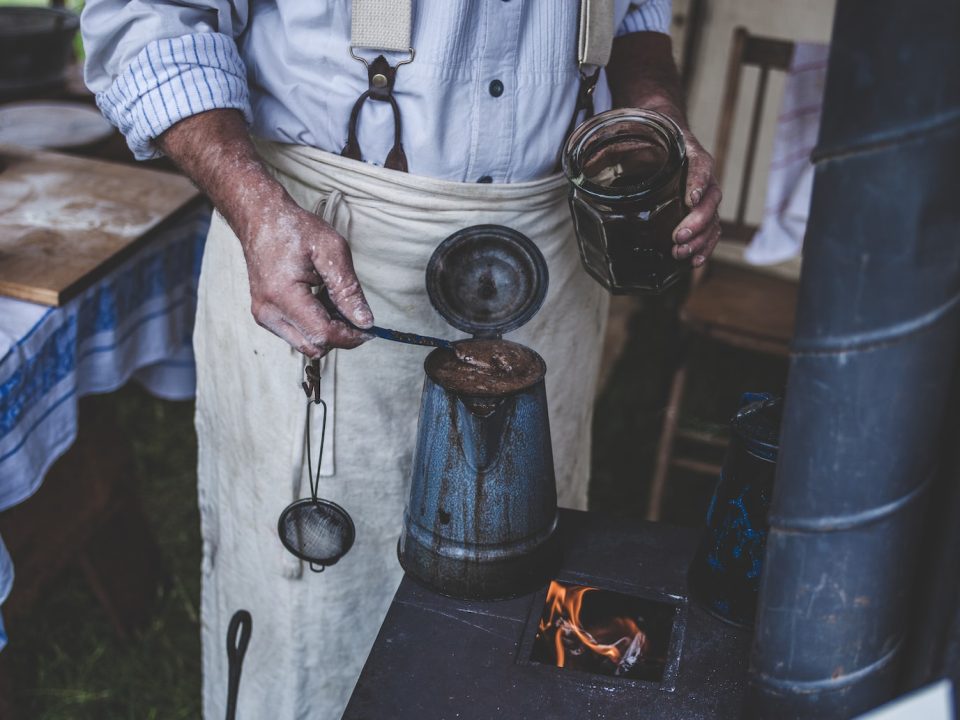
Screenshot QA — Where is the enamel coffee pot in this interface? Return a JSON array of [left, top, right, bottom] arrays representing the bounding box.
[[398, 225, 560, 600]]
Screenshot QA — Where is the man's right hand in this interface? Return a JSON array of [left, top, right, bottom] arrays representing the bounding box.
[[157, 109, 373, 358], [242, 198, 373, 358]]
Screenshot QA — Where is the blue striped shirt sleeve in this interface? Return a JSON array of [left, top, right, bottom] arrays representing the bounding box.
[[96, 32, 252, 161], [617, 0, 673, 37]]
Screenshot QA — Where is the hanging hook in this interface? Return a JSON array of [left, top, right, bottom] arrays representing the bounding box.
[[302, 357, 322, 404]]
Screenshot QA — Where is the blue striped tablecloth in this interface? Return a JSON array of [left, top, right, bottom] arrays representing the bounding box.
[[0, 201, 212, 648]]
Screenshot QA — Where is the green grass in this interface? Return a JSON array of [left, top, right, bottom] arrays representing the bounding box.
[[8, 386, 202, 719]]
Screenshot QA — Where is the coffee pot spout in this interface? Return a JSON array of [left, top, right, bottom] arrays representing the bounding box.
[[456, 396, 510, 472]]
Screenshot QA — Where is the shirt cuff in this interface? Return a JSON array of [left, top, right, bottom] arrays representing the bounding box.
[[617, 0, 673, 37], [96, 33, 252, 161]]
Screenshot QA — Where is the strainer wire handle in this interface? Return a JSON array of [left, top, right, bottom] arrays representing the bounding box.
[[304, 399, 330, 574], [305, 396, 328, 505]]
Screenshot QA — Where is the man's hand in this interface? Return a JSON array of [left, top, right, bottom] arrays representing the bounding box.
[[606, 32, 723, 267], [157, 110, 372, 358], [674, 131, 722, 267], [242, 196, 373, 357]]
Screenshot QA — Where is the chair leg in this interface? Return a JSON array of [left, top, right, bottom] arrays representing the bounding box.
[[0, 651, 17, 720], [647, 364, 689, 521]]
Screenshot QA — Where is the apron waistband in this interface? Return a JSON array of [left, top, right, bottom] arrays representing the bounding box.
[[255, 140, 568, 212]]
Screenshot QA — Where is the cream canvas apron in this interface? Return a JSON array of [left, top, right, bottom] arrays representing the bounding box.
[[194, 144, 609, 719], [195, 2, 614, 718]]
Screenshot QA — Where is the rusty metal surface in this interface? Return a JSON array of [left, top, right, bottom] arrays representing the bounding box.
[[347, 510, 750, 719], [398, 360, 559, 600]]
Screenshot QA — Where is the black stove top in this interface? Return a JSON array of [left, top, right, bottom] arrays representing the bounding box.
[[344, 510, 750, 719]]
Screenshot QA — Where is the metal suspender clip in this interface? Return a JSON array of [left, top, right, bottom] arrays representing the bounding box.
[[349, 47, 415, 91]]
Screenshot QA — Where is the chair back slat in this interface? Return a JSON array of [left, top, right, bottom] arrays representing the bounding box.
[[711, 27, 748, 186], [736, 65, 770, 226], [742, 36, 795, 70], [713, 27, 796, 235]]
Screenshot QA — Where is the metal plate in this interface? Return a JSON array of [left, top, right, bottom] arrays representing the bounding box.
[[426, 225, 548, 336], [0, 102, 114, 150]]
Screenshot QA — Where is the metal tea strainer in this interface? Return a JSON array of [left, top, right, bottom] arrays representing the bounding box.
[[277, 359, 356, 572]]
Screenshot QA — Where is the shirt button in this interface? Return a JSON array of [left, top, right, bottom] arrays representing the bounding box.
[[477, 175, 493, 183], [488, 79, 504, 97]]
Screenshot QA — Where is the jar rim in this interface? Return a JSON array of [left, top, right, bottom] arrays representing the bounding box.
[[562, 108, 686, 202]]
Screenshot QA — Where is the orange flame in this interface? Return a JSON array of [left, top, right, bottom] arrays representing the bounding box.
[[537, 581, 648, 673]]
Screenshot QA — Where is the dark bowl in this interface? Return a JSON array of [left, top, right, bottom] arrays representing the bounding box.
[[0, 7, 80, 97]]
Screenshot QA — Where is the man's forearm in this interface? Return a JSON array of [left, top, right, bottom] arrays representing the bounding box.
[[156, 109, 293, 249], [606, 32, 688, 130], [155, 108, 372, 356]]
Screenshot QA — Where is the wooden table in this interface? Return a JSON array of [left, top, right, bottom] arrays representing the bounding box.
[[0, 124, 206, 715]]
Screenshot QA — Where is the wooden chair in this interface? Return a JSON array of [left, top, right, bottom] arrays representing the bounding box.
[[646, 27, 802, 520]]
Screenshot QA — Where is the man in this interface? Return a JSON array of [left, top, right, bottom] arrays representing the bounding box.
[[82, 1, 721, 717]]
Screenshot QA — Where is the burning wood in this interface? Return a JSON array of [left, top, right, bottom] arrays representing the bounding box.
[[535, 581, 649, 677]]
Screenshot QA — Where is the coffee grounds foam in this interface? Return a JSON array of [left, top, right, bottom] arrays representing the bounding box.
[[427, 339, 544, 395]]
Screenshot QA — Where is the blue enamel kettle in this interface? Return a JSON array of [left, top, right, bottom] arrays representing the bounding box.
[[398, 225, 560, 600]]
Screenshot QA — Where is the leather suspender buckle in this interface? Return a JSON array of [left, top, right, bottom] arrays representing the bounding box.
[[576, 67, 601, 117], [342, 48, 415, 172], [563, 67, 602, 147]]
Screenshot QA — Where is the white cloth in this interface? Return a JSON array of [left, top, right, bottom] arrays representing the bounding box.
[[81, 0, 673, 178], [745, 42, 829, 266], [194, 143, 607, 719], [0, 202, 211, 650]]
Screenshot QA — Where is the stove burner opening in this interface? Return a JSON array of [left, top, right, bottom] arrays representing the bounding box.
[[530, 581, 676, 683]]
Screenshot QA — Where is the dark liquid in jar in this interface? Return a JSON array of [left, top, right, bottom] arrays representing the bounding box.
[[606, 174, 685, 293], [565, 110, 689, 294]]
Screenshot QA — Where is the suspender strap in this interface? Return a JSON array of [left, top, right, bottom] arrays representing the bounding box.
[[351, 0, 413, 52], [578, 0, 616, 70], [343, 0, 415, 171], [351, 0, 611, 67], [345, 0, 616, 172], [562, 0, 615, 166]]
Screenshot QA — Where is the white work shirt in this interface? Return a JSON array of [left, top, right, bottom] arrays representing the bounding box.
[[82, 0, 671, 182]]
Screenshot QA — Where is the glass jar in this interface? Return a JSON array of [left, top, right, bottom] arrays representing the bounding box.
[[562, 108, 689, 294]]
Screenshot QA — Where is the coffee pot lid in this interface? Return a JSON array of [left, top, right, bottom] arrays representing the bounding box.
[[426, 225, 549, 337], [731, 393, 783, 461]]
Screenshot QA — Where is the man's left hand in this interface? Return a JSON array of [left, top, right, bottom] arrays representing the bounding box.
[[672, 131, 722, 267], [606, 31, 724, 268]]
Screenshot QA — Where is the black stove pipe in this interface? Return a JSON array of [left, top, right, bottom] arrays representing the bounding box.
[[745, 1, 960, 718]]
